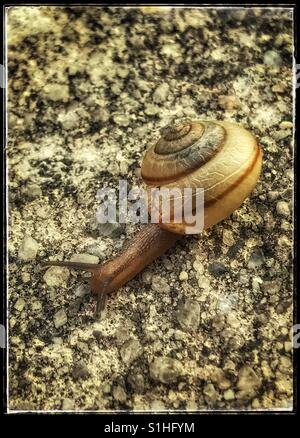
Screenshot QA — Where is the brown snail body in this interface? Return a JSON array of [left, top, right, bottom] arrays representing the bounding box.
[[43, 119, 262, 316]]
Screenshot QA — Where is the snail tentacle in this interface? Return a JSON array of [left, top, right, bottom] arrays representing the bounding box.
[[41, 261, 99, 272]]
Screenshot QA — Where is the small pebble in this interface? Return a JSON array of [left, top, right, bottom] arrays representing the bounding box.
[[208, 262, 227, 277], [14, 298, 25, 312], [284, 341, 292, 353], [43, 83, 69, 102], [272, 84, 285, 93], [97, 222, 125, 238], [72, 363, 90, 380], [97, 108, 110, 123], [120, 339, 143, 365], [142, 270, 153, 285], [127, 372, 145, 393], [21, 272, 31, 283], [252, 398, 260, 409], [278, 235, 292, 247], [113, 113, 131, 127], [153, 83, 170, 103], [75, 284, 90, 297], [85, 242, 107, 259], [52, 337, 63, 345], [160, 42, 182, 60], [53, 309, 68, 328], [151, 400, 166, 410], [276, 201, 290, 218], [112, 385, 127, 402], [58, 110, 79, 130], [162, 258, 173, 271], [218, 94, 240, 110], [149, 357, 183, 384], [237, 366, 261, 391], [43, 266, 70, 287], [22, 183, 42, 200], [177, 299, 200, 331], [70, 253, 99, 264], [144, 103, 160, 116], [62, 398, 75, 410], [247, 248, 265, 270], [151, 275, 170, 294], [203, 383, 217, 400], [279, 121, 293, 129], [223, 389, 235, 401], [264, 50, 282, 67], [18, 236, 39, 261], [222, 229, 235, 246], [193, 259, 204, 275], [262, 279, 281, 295], [179, 271, 188, 281], [31, 300, 42, 311]]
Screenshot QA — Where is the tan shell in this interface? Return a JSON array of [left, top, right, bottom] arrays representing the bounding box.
[[141, 119, 262, 235]]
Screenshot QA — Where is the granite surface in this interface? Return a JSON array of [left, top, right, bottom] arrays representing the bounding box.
[[8, 6, 294, 411]]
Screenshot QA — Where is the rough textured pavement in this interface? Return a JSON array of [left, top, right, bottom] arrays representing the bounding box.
[[8, 6, 293, 411]]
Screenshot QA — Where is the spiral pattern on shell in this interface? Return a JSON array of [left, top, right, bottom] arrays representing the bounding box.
[[141, 119, 262, 234], [142, 120, 226, 184]]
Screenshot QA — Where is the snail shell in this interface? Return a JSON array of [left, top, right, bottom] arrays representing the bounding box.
[[141, 119, 262, 234]]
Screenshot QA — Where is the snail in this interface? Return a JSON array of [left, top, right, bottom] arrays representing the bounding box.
[[43, 119, 262, 317]]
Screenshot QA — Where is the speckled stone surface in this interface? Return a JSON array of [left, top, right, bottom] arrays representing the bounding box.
[[8, 6, 293, 411]]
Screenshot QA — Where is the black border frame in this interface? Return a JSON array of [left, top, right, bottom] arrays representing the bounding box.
[[1, 1, 298, 425]]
